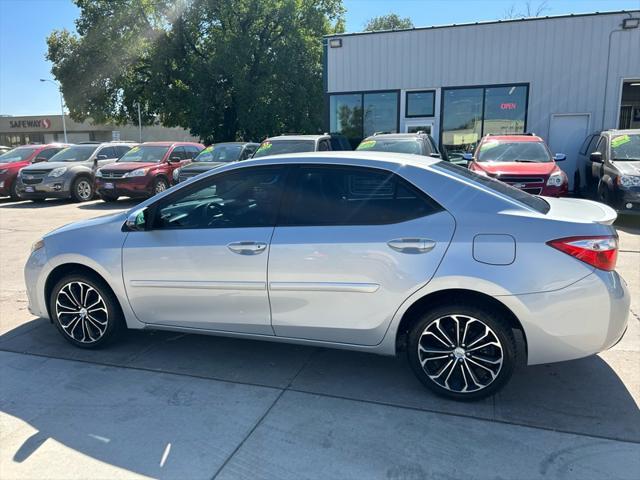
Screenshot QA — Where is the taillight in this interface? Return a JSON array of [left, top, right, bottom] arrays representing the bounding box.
[[547, 236, 618, 271]]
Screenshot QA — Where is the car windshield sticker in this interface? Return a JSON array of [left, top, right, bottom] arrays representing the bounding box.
[[203, 145, 214, 152], [129, 146, 140, 153], [611, 135, 631, 148], [480, 141, 499, 151], [257, 142, 272, 153], [357, 140, 376, 150]]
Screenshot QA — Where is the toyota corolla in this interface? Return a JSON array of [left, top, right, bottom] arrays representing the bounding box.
[[25, 152, 629, 400]]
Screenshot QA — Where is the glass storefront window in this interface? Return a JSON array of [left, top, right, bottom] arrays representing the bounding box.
[[483, 86, 527, 135], [363, 92, 398, 137], [329, 91, 398, 148], [441, 88, 484, 161], [330, 94, 362, 148], [440, 84, 528, 160], [406, 90, 435, 117]]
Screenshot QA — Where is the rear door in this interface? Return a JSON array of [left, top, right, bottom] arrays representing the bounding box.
[[268, 164, 455, 345], [96, 146, 119, 168]]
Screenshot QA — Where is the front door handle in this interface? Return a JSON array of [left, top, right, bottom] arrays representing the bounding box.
[[387, 238, 436, 253], [227, 241, 267, 255]]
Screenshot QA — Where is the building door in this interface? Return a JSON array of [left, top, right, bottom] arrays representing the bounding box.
[[548, 114, 590, 193]]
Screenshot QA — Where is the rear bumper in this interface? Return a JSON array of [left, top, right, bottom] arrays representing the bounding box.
[[96, 177, 153, 197], [500, 269, 630, 365]]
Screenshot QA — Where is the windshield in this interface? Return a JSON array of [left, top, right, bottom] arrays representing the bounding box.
[[611, 134, 640, 161], [49, 145, 98, 162], [194, 144, 243, 162], [118, 145, 169, 163], [252, 139, 315, 158], [477, 141, 551, 163], [0, 147, 38, 163], [434, 161, 550, 214], [357, 139, 422, 155]]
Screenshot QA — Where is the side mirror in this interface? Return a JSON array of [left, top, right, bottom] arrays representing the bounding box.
[[97, 154, 108, 160], [169, 156, 181, 163], [124, 207, 148, 232], [590, 152, 603, 163], [553, 153, 566, 161], [33, 156, 47, 163], [462, 153, 474, 161]]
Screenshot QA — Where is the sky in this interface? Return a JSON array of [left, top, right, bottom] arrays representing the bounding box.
[[1, 0, 639, 116]]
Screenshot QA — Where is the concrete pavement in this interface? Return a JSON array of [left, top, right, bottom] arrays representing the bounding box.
[[0, 197, 638, 479]]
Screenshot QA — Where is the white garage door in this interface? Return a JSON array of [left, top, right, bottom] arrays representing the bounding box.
[[548, 114, 590, 193]]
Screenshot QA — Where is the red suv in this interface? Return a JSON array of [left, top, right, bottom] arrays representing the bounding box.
[[95, 141, 204, 201], [0, 143, 70, 200], [464, 134, 568, 196]]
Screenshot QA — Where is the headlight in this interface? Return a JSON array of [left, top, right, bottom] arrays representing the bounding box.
[[0, 169, 7, 175], [173, 168, 180, 182], [31, 239, 44, 253], [95, 169, 103, 178], [618, 175, 640, 188], [48, 167, 67, 177], [546, 171, 566, 187], [123, 168, 148, 178]]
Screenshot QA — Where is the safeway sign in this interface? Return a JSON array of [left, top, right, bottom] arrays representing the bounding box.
[[9, 118, 52, 129]]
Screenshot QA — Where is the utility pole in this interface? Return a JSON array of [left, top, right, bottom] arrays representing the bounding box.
[[40, 79, 67, 143]]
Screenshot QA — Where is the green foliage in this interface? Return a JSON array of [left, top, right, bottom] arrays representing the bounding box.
[[363, 13, 413, 32], [47, 0, 345, 142]]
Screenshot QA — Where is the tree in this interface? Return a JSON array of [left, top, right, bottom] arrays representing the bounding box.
[[46, 0, 345, 143], [363, 13, 413, 32], [503, 1, 550, 19]]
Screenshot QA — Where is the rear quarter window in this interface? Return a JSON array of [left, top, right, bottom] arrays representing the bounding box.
[[434, 161, 550, 214]]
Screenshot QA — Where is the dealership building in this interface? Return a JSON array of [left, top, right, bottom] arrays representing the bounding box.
[[0, 115, 198, 147], [324, 10, 640, 190]]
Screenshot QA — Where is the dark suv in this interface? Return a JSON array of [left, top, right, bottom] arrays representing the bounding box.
[[176, 142, 259, 183], [585, 129, 640, 215], [356, 132, 444, 160]]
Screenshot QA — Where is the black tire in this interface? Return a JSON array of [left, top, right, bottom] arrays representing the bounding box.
[[152, 177, 169, 196], [407, 303, 516, 401], [573, 171, 581, 197], [70, 176, 94, 202], [99, 193, 119, 202], [9, 181, 20, 201], [49, 272, 125, 349], [597, 182, 611, 206]]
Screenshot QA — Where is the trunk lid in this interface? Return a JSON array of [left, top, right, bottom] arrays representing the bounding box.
[[543, 196, 617, 225]]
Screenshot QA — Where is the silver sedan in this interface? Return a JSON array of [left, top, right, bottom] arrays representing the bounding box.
[[24, 152, 630, 400]]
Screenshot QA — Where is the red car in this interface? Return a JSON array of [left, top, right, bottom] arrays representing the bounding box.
[[95, 141, 204, 201], [0, 143, 70, 200], [464, 134, 568, 197]]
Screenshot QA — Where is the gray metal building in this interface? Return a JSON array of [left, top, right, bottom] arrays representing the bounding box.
[[323, 10, 640, 190]]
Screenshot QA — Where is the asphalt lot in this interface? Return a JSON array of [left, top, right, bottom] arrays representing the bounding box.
[[0, 197, 639, 479]]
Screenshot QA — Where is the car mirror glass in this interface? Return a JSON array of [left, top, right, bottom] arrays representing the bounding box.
[[553, 153, 566, 161], [124, 207, 147, 232], [590, 152, 603, 163]]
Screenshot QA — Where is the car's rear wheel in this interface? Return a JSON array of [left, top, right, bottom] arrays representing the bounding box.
[[49, 272, 124, 348], [99, 193, 119, 202], [153, 177, 168, 195], [71, 176, 94, 202], [407, 304, 516, 401]]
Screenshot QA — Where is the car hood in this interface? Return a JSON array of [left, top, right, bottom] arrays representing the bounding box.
[[475, 161, 557, 176], [102, 162, 158, 172], [543, 196, 617, 225], [611, 160, 640, 175], [0, 162, 26, 170], [181, 162, 226, 173], [21, 161, 61, 171], [46, 211, 127, 237]]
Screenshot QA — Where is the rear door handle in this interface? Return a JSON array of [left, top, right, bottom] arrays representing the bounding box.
[[227, 241, 267, 255], [387, 238, 436, 253]]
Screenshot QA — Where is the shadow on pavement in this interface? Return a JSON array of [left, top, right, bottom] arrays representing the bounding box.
[[615, 215, 640, 234], [77, 199, 141, 210], [1, 318, 638, 445], [0, 199, 72, 209]]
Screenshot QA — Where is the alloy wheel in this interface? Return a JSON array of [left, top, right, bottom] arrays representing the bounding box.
[[76, 180, 92, 200], [55, 281, 109, 344], [155, 180, 167, 194], [417, 315, 503, 394]]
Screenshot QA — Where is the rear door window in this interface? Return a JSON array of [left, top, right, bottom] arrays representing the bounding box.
[[98, 146, 117, 159], [280, 165, 442, 226]]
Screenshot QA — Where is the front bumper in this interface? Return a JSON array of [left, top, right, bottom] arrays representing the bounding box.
[[96, 176, 153, 197], [612, 187, 640, 214], [24, 245, 50, 319], [16, 175, 73, 199], [502, 269, 630, 365]]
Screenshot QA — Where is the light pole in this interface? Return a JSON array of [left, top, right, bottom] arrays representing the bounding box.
[[39, 79, 67, 143], [135, 101, 142, 142]]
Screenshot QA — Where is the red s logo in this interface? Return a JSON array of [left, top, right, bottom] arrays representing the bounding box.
[[42, 119, 51, 129]]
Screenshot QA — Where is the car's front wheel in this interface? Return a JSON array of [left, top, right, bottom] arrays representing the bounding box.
[[407, 304, 516, 401], [71, 176, 94, 202], [49, 272, 124, 348], [152, 177, 169, 195]]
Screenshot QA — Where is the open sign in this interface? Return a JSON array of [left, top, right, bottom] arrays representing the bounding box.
[[500, 103, 517, 110]]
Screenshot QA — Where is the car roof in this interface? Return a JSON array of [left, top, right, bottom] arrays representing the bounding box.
[[240, 151, 442, 169], [363, 133, 426, 141], [603, 129, 640, 135], [140, 141, 203, 146], [265, 134, 328, 141], [481, 135, 543, 142], [213, 141, 259, 146]]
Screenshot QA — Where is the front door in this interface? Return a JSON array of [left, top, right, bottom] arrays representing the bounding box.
[[122, 165, 288, 334], [548, 114, 590, 192], [268, 165, 455, 346]]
